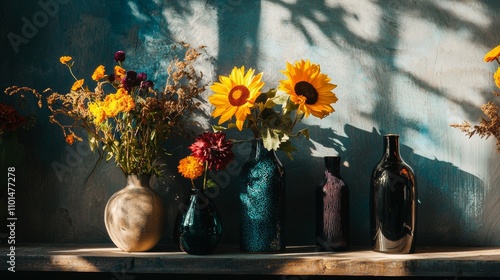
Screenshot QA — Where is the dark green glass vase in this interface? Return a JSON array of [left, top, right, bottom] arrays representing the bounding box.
[[178, 188, 222, 255], [240, 138, 285, 253]]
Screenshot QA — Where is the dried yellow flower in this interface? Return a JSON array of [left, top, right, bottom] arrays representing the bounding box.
[[92, 65, 106, 81], [59, 56, 72, 64], [114, 66, 126, 79], [71, 79, 84, 91]]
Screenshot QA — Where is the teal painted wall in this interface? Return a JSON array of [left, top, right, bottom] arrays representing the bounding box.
[[1, 0, 500, 247]]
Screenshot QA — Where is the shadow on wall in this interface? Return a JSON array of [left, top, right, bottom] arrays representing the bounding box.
[[266, 0, 500, 123], [295, 124, 486, 247], [1, 0, 499, 247]]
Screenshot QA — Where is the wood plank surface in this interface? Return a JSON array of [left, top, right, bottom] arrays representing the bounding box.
[[3, 244, 500, 277]]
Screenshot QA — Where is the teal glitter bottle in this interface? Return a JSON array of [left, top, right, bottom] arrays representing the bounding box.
[[239, 138, 285, 253]]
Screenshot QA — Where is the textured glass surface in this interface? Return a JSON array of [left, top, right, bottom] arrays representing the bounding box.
[[316, 156, 350, 251], [178, 188, 222, 255], [240, 139, 285, 253]]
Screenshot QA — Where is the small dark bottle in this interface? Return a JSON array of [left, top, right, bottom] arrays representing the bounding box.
[[316, 156, 349, 251], [370, 134, 417, 254]]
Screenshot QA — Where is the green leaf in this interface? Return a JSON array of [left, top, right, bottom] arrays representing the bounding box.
[[206, 179, 217, 189], [294, 128, 310, 140], [261, 128, 282, 151], [212, 125, 228, 132], [277, 140, 297, 160], [265, 88, 277, 98], [88, 134, 97, 152], [106, 151, 113, 161], [270, 90, 289, 106], [227, 123, 238, 129], [282, 97, 299, 115]]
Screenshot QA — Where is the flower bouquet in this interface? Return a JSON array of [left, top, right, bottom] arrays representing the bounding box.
[[5, 43, 208, 251], [451, 44, 500, 152], [207, 59, 338, 252], [176, 131, 234, 254], [209, 60, 338, 157]]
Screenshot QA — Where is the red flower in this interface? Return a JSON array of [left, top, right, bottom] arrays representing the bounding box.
[[114, 51, 126, 63], [189, 131, 235, 171], [0, 103, 26, 132]]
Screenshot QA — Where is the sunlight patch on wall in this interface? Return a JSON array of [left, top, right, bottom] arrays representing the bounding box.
[[433, 0, 490, 28], [395, 14, 491, 108], [161, 2, 219, 53], [128, 1, 149, 22]]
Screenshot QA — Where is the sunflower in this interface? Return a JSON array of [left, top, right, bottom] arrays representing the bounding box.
[[208, 66, 265, 130], [279, 59, 338, 119]]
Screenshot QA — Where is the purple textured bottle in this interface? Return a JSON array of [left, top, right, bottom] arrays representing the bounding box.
[[316, 156, 349, 251]]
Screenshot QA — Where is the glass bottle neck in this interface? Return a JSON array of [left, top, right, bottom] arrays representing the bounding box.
[[252, 138, 272, 160], [324, 156, 341, 176], [383, 134, 401, 161]]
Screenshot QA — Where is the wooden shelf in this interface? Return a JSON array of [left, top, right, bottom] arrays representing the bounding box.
[[3, 244, 500, 277]]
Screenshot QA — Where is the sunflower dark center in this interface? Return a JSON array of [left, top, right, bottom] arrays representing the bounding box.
[[294, 81, 318, 105], [228, 85, 250, 106]]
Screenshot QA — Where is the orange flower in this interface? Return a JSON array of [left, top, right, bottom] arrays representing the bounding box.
[[92, 65, 106, 81], [65, 133, 75, 145], [71, 79, 84, 91], [116, 88, 128, 96], [178, 156, 204, 180], [60, 56, 72, 64], [114, 66, 126, 79], [484, 45, 500, 62]]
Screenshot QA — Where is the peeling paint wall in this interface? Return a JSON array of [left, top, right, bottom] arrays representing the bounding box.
[[1, 0, 499, 247]]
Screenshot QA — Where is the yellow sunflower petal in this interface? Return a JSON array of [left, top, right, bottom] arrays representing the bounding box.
[[484, 45, 500, 62]]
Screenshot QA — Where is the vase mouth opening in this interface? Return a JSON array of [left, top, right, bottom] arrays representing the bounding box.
[[324, 155, 340, 159], [384, 133, 399, 137]]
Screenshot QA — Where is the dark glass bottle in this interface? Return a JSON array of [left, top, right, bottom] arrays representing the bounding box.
[[316, 156, 349, 251], [178, 188, 222, 255], [370, 134, 417, 254]]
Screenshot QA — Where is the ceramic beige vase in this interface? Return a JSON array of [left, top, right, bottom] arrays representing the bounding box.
[[104, 174, 165, 252]]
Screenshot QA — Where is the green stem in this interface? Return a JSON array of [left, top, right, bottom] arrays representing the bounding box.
[[65, 64, 85, 91], [290, 112, 302, 131], [202, 161, 208, 190]]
